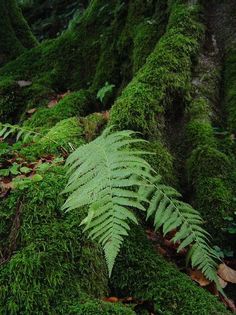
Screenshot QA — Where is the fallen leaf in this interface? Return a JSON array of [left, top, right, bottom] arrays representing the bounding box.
[[218, 263, 236, 283], [27, 108, 37, 114], [17, 80, 32, 87], [218, 276, 228, 288], [47, 99, 58, 108], [189, 269, 211, 287], [103, 297, 119, 303]]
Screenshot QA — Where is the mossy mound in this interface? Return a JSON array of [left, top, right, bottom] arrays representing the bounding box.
[[24, 89, 94, 129], [111, 226, 230, 315], [0, 166, 109, 314]]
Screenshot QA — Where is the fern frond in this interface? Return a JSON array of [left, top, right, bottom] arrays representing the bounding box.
[[62, 127, 152, 276], [63, 128, 219, 287], [141, 176, 220, 285], [0, 122, 40, 143]]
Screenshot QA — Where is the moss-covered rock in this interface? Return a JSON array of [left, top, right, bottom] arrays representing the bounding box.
[[111, 226, 230, 315], [0, 166, 109, 314]]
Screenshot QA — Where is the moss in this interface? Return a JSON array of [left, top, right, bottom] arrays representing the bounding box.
[[193, 177, 233, 237], [223, 47, 236, 133], [0, 0, 37, 65], [21, 117, 85, 159], [111, 226, 229, 315], [69, 300, 135, 315], [0, 79, 55, 123], [0, 0, 169, 122], [0, 166, 109, 314], [24, 89, 93, 128], [110, 1, 204, 136]]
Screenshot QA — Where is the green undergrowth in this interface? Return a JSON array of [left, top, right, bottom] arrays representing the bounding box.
[[0, 166, 110, 314], [111, 226, 229, 315], [18, 112, 107, 160], [0, 0, 168, 122]]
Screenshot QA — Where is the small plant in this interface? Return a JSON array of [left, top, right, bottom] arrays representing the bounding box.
[[97, 82, 115, 103], [62, 128, 219, 286]]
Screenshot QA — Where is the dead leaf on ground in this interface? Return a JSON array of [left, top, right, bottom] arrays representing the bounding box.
[[218, 276, 228, 288], [218, 263, 236, 283], [17, 80, 32, 87], [189, 269, 211, 287], [27, 108, 37, 114], [103, 297, 119, 303], [47, 99, 58, 108]]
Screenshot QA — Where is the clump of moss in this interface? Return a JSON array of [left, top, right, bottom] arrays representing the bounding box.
[[0, 166, 108, 314], [111, 226, 230, 315], [25, 89, 93, 129], [21, 117, 85, 159], [0, 79, 55, 123]]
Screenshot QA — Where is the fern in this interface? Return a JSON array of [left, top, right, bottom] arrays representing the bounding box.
[[140, 176, 219, 284], [62, 128, 152, 275], [0, 122, 40, 143], [62, 128, 219, 285]]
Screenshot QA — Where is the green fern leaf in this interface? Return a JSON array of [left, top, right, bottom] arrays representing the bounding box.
[[62, 127, 152, 276]]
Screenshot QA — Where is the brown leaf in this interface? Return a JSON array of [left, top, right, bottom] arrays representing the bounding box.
[[27, 108, 37, 114], [103, 297, 119, 303], [218, 276, 228, 289], [47, 99, 58, 108], [17, 80, 32, 87], [189, 269, 211, 287], [218, 263, 236, 283]]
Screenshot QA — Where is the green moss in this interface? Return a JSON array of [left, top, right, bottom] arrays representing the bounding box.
[[187, 145, 231, 188], [223, 47, 236, 133], [110, 1, 204, 136], [21, 117, 85, 159], [0, 0, 37, 65], [25, 89, 93, 128], [0, 166, 108, 314], [111, 226, 229, 315], [193, 177, 233, 236], [69, 300, 135, 315], [0, 79, 54, 123], [185, 120, 216, 149]]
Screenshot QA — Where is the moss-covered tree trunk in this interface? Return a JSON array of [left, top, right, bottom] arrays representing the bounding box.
[[0, 0, 37, 65]]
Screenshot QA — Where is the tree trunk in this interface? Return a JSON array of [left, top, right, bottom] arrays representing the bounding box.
[[0, 0, 37, 65]]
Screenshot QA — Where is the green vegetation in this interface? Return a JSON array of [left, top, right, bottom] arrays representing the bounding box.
[[0, 0, 235, 313]]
